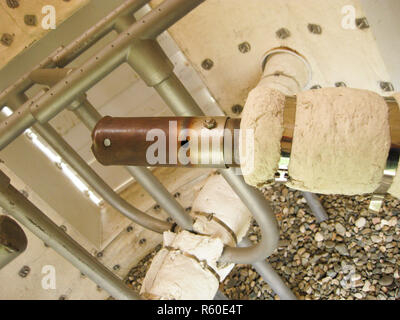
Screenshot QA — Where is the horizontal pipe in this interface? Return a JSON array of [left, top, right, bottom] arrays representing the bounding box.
[[240, 239, 297, 300], [0, 0, 205, 150], [0, 215, 28, 270], [92, 116, 233, 168], [72, 99, 194, 230], [53, 0, 151, 66], [29, 68, 74, 87], [0, 170, 141, 300], [7, 94, 171, 234]]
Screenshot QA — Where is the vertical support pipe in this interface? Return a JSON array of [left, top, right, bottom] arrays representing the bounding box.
[[72, 98, 194, 230], [0, 170, 141, 300], [240, 239, 297, 300], [261, 48, 328, 223]]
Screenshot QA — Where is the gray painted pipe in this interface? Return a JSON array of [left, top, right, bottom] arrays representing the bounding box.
[[0, 170, 141, 300], [240, 239, 297, 300], [7, 94, 172, 234], [0, 0, 152, 107], [302, 192, 329, 222], [72, 99, 194, 231], [0, 0, 206, 150]]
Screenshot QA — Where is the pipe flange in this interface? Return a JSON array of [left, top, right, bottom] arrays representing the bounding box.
[[261, 47, 313, 90]]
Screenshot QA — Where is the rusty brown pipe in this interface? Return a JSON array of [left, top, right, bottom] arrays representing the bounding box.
[[92, 116, 241, 168]]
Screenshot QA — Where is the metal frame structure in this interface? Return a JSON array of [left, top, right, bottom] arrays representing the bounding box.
[[0, 0, 283, 298]]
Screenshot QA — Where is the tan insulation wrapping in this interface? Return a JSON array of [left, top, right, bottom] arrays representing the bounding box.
[[388, 94, 400, 199], [141, 175, 253, 300], [240, 83, 286, 187], [140, 231, 223, 300], [287, 87, 390, 195], [192, 174, 252, 242]]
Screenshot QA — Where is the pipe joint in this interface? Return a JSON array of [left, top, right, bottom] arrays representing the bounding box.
[[127, 39, 174, 87]]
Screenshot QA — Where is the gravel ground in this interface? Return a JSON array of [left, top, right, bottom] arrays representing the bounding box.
[[126, 183, 400, 300]]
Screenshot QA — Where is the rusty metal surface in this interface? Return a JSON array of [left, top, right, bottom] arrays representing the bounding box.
[[92, 116, 231, 167]]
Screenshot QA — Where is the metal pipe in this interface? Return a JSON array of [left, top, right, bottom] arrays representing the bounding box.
[[0, 170, 141, 300], [0, 215, 27, 270], [53, 0, 151, 66], [0, 0, 152, 107], [302, 192, 329, 222], [240, 239, 297, 300], [71, 99, 194, 231], [124, 38, 280, 263], [0, 0, 205, 150], [7, 94, 172, 234], [91, 116, 233, 168], [218, 169, 279, 264], [29, 68, 74, 87]]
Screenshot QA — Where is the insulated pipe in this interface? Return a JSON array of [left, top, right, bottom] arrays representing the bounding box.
[[124, 37, 281, 264], [0, 170, 141, 300], [70, 99, 194, 231], [240, 239, 297, 300], [7, 94, 172, 234], [0, 0, 152, 107], [0, 215, 27, 270], [260, 48, 327, 223], [0, 0, 206, 150]]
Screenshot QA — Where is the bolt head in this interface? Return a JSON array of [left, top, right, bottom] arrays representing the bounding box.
[[308, 23, 322, 34], [231, 104, 243, 114], [6, 0, 19, 8], [18, 266, 30, 278], [380, 81, 394, 92], [201, 59, 214, 70], [113, 264, 120, 271], [335, 82, 347, 88], [24, 15, 37, 26], [1, 33, 14, 46], [238, 42, 251, 54], [203, 118, 217, 129], [103, 138, 111, 147], [356, 17, 370, 30], [276, 28, 291, 39]]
